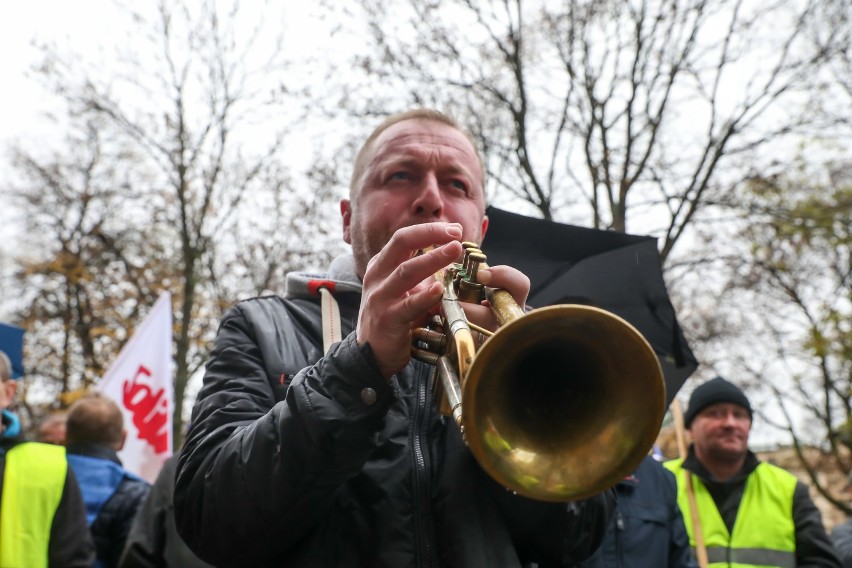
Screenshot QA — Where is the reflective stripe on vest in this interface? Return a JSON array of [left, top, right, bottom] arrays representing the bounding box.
[[665, 458, 797, 568], [0, 443, 67, 568]]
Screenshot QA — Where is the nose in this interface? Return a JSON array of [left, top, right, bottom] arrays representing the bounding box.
[[410, 173, 444, 218], [721, 411, 740, 427]]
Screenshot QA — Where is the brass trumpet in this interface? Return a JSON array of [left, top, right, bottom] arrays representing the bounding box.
[[411, 243, 666, 502]]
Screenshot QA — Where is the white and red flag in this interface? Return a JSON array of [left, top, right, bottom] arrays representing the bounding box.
[[97, 292, 173, 483]]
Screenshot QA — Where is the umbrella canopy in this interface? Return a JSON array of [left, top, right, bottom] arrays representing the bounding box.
[[0, 322, 25, 379], [481, 207, 697, 405]]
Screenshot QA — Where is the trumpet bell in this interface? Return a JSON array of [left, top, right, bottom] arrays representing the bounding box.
[[463, 305, 666, 502]]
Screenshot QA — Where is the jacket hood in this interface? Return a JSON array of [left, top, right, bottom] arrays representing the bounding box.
[[284, 254, 363, 301], [1, 409, 21, 439]]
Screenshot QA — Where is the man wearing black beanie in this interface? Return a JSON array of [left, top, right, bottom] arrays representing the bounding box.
[[665, 376, 840, 567]]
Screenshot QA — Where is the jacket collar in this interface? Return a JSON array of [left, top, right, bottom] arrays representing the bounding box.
[[0, 409, 21, 439], [66, 441, 122, 465], [285, 254, 363, 305], [683, 444, 759, 483]]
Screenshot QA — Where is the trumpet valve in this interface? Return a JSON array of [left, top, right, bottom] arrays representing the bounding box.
[[457, 250, 486, 303], [456, 279, 484, 303], [412, 328, 448, 353]]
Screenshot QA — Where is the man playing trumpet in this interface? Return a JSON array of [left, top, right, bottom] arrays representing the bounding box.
[[175, 109, 615, 566]]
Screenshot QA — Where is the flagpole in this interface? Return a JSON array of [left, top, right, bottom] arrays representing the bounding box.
[[672, 398, 708, 568]]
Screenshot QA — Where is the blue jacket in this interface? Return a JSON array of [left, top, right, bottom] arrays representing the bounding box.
[[578, 455, 696, 568], [67, 443, 150, 568]]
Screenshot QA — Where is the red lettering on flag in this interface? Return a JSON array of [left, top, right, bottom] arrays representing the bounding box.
[[123, 365, 169, 454]]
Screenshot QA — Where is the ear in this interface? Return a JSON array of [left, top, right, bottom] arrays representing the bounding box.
[[0, 380, 18, 407], [340, 199, 353, 244], [118, 429, 127, 451], [479, 214, 489, 242]]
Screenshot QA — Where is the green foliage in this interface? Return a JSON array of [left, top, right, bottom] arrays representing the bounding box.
[[736, 161, 852, 512]]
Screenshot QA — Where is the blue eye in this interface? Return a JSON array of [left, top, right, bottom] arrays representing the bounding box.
[[390, 172, 410, 181], [449, 179, 467, 192]]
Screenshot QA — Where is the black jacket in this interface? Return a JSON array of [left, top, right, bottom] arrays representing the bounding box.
[[578, 455, 696, 568], [0, 433, 95, 567], [831, 519, 852, 568], [119, 455, 213, 568], [175, 256, 614, 567], [683, 448, 840, 567], [67, 443, 151, 568]]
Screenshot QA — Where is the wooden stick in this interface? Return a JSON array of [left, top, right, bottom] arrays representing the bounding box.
[[672, 398, 709, 568]]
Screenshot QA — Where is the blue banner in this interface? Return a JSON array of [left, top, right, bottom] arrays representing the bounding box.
[[0, 322, 25, 379]]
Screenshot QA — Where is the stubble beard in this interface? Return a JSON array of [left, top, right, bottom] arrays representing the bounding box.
[[349, 226, 390, 281], [705, 436, 748, 466]]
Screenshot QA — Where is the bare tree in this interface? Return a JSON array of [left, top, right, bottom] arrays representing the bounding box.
[[807, 0, 851, 133], [683, 0, 852, 513], [7, 115, 163, 425], [8, 0, 339, 442], [328, 0, 830, 266], [699, 160, 851, 511]]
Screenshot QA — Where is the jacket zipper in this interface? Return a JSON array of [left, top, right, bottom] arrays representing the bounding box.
[[412, 362, 435, 567]]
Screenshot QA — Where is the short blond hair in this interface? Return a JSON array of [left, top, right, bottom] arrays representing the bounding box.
[[349, 108, 485, 198]]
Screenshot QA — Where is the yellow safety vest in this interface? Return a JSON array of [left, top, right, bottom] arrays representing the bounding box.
[[665, 458, 797, 568], [0, 443, 67, 568]]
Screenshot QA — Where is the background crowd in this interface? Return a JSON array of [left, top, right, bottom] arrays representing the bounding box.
[[6, 346, 852, 566]]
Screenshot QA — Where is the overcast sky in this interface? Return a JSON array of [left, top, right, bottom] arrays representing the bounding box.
[[0, 2, 340, 149], [0, 1, 345, 246], [1, 2, 117, 147]]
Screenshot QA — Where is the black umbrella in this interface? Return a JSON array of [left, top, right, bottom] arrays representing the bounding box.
[[481, 206, 697, 405]]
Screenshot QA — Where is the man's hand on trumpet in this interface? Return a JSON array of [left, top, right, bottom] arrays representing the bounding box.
[[462, 262, 530, 329], [356, 221, 530, 380]]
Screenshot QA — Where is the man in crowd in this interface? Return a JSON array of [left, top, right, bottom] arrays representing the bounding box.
[[666, 376, 840, 566], [175, 108, 615, 566], [0, 349, 94, 567], [120, 454, 213, 568], [578, 454, 696, 567], [66, 393, 151, 568], [37, 411, 68, 445], [830, 474, 852, 567]]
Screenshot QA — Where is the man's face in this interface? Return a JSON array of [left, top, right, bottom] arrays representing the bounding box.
[[0, 379, 17, 411], [39, 421, 67, 445], [689, 402, 751, 463], [341, 119, 489, 278]]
